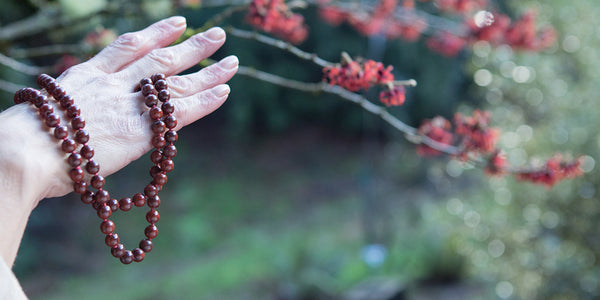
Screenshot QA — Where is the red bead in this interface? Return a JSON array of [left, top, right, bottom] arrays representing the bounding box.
[[141, 84, 154, 96], [75, 130, 89, 144], [69, 167, 84, 182], [66, 105, 80, 118], [132, 248, 145, 262], [45, 81, 57, 94], [161, 101, 174, 114], [32, 95, 47, 108], [92, 201, 102, 211], [86, 160, 100, 174], [145, 94, 158, 107], [154, 79, 167, 91], [139, 239, 153, 252], [97, 204, 111, 219], [119, 197, 133, 211], [158, 90, 170, 102], [153, 172, 167, 186], [105, 233, 119, 247], [164, 116, 177, 129], [61, 139, 76, 153], [160, 159, 174, 173], [68, 153, 82, 167], [80, 145, 94, 159], [111, 244, 125, 258], [81, 190, 94, 204], [37, 74, 52, 87], [146, 210, 160, 223], [100, 220, 115, 234], [147, 195, 161, 208], [149, 107, 163, 120], [59, 95, 74, 109], [73, 181, 87, 194], [140, 78, 152, 86], [54, 126, 69, 139], [44, 113, 60, 127], [133, 193, 146, 207], [144, 184, 157, 197], [39, 103, 53, 116], [165, 130, 178, 143], [13, 88, 26, 104], [71, 116, 85, 130], [108, 198, 120, 212], [151, 73, 165, 83], [144, 224, 158, 239], [52, 86, 66, 99], [120, 250, 134, 264], [91, 175, 105, 189], [163, 145, 177, 158], [93, 189, 110, 204], [150, 150, 163, 164], [151, 121, 166, 134], [151, 135, 166, 148], [149, 166, 161, 177]]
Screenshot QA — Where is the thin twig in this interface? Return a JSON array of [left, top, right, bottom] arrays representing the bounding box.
[[236, 65, 459, 155], [7, 44, 90, 59], [227, 27, 332, 68], [0, 53, 47, 75], [0, 79, 23, 94]]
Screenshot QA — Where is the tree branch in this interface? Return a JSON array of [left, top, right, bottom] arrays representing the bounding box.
[[236, 65, 459, 155], [0, 53, 48, 75], [227, 27, 332, 68]]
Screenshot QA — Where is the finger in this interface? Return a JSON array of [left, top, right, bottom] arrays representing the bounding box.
[[172, 84, 230, 128], [167, 55, 238, 98], [87, 16, 187, 73], [116, 27, 226, 85]]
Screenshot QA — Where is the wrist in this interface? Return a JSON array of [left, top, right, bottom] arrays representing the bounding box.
[[0, 104, 68, 205]]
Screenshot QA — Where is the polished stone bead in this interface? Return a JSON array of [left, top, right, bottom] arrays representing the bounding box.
[[147, 195, 160, 208], [161, 101, 174, 114], [105, 233, 119, 247], [71, 116, 85, 130], [164, 115, 177, 129], [133, 193, 146, 207], [160, 159, 174, 173], [163, 145, 177, 158], [144, 224, 158, 239], [93, 189, 110, 204], [120, 250, 133, 264], [54, 126, 69, 139], [80, 145, 94, 159], [119, 197, 133, 211], [149, 107, 163, 120], [144, 184, 158, 197], [66, 105, 80, 118], [75, 130, 89, 144], [111, 244, 125, 258], [81, 190, 94, 204], [97, 204, 112, 219], [139, 239, 153, 252], [108, 198, 120, 212], [73, 181, 87, 194], [146, 210, 160, 223], [69, 167, 84, 182], [86, 160, 100, 174], [132, 248, 145, 262], [100, 220, 115, 234], [91, 175, 105, 189], [165, 130, 178, 143], [61, 139, 76, 153]]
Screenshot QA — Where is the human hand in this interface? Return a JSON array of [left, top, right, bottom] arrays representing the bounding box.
[[2, 16, 238, 200]]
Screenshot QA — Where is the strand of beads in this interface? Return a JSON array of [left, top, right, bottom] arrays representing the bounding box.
[[14, 73, 177, 265]]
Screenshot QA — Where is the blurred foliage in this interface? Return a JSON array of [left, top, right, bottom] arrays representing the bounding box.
[[2, 0, 599, 299]]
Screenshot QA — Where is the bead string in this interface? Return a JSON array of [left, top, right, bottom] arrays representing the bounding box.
[[14, 73, 177, 264]]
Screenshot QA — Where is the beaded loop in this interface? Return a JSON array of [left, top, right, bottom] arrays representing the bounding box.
[[16, 73, 177, 264]]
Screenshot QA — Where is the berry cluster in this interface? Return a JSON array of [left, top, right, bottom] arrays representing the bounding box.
[[416, 110, 498, 158], [323, 54, 408, 107], [319, 0, 427, 42], [246, 0, 308, 44], [516, 155, 583, 187], [453, 110, 498, 158], [416, 116, 454, 156], [469, 10, 556, 51], [426, 31, 467, 57]]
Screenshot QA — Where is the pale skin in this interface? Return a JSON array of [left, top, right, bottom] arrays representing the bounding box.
[[0, 16, 239, 267]]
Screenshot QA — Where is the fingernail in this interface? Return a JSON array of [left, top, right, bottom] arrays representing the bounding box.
[[167, 16, 186, 27], [212, 84, 230, 97], [219, 55, 239, 71], [204, 27, 226, 42]]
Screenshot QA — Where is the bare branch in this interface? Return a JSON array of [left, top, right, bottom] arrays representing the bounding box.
[[0, 79, 24, 94], [236, 65, 459, 155], [227, 27, 332, 68], [0, 53, 47, 75]]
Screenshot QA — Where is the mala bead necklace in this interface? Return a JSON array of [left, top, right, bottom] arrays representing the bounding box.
[[14, 73, 177, 264]]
